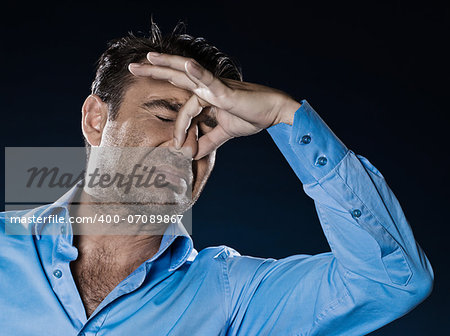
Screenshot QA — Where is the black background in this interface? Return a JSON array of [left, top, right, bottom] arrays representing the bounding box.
[[1, 1, 448, 334]]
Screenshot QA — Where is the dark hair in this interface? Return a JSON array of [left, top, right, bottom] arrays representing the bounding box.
[[90, 19, 243, 122]]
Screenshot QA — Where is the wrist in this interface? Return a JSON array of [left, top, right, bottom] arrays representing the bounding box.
[[277, 99, 301, 126]]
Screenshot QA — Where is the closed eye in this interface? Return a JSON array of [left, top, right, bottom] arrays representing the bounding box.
[[156, 115, 175, 122]]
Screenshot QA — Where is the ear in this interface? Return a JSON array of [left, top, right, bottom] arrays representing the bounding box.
[[81, 94, 108, 146]]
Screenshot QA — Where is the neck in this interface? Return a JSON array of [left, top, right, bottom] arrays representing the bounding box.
[[70, 189, 165, 269], [73, 234, 163, 270], [70, 232, 163, 320]]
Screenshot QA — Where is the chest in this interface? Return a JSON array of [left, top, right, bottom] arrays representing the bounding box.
[[1, 242, 228, 335], [70, 252, 137, 318]]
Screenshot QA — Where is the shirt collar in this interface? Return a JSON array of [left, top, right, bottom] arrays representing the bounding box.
[[30, 183, 196, 272], [32, 183, 80, 239]]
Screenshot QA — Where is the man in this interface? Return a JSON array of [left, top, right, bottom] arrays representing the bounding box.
[[0, 21, 433, 335]]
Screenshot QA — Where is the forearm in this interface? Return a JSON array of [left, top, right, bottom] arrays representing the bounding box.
[[267, 100, 433, 321]]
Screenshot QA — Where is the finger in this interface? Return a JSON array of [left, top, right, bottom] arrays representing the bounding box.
[[146, 52, 195, 72], [174, 95, 203, 149], [184, 61, 233, 109], [128, 63, 197, 91], [147, 52, 233, 108], [194, 125, 233, 160]]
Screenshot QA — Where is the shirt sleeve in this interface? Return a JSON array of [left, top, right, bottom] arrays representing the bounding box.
[[221, 100, 434, 336]]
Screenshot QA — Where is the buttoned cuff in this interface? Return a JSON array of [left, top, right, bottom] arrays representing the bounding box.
[[266, 100, 349, 185]]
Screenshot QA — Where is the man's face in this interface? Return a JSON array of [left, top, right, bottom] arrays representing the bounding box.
[[87, 73, 216, 211]]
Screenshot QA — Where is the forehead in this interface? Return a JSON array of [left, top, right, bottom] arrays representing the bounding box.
[[123, 76, 192, 105]]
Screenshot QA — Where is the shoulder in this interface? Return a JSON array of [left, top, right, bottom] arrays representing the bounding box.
[[192, 245, 275, 276], [194, 245, 241, 262], [184, 245, 241, 272]]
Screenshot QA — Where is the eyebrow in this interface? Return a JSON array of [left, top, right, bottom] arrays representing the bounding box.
[[141, 98, 218, 128], [141, 99, 183, 113]]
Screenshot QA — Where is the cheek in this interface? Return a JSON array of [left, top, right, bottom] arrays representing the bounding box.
[[101, 119, 172, 147], [101, 119, 145, 147], [196, 154, 215, 181]]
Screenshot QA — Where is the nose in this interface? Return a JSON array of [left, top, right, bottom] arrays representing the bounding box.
[[167, 123, 198, 159]]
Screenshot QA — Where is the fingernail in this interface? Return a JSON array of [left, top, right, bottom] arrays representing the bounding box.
[[129, 63, 142, 68], [148, 52, 161, 57], [186, 61, 202, 78], [174, 137, 180, 149]]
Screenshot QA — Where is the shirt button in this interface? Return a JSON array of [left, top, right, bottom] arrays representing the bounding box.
[[317, 156, 328, 166], [352, 209, 362, 218], [300, 135, 311, 144], [60, 226, 66, 234], [53, 269, 62, 279]]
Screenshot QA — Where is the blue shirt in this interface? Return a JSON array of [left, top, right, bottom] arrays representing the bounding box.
[[0, 100, 433, 335]]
